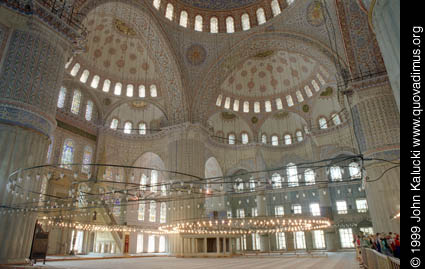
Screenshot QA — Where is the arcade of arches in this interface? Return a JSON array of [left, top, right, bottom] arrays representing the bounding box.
[[0, 0, 399, 267]]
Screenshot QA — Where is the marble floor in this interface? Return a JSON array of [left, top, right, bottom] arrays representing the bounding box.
[[33, 252, 359, 269]]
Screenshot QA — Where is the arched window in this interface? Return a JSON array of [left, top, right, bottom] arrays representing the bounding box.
[[233, 99, 240, 111], [138, 203, 145, 220], [256, 8, 266, 25], [241, 133, 249, 144], [276, 98, 283, 110], [235, 178, 244, 192], [71, 90, 81, 115], [216, 95, 223, 106], [150, 84, 158, 97], [271, 135, 279, 146], [241, 13, 251, 31], [65, 57, 73, 69], [179, 11, 188, 27], [70, 63, 80, 76], [110, 118, 119, 130], [210, 17, 218, 33], [80, 69, 90, 83], [224, 97, 231, 109], [165, 3, 173, 20], [149, 201, 156, 222], [271, 0, 281, 16], [312, 80, 320, 91], [140, 174, 147, 191], [160, 203, 167, 223], [272, 173, 282, 189], [330, 166, 342, 181], [243, 101, 250, 113], [319, 117, 328, 129], [296, 91, 304, 102], [286, 95, 294, 107], [126, 84, 134, 97], [228, 134, 236, 145], [331, 113, 341, 125], [124, 121, 132, 134], [114, 82, 122, 95], [261, 134, 267, 144], [57, 86, 67, 108], [102, 79, 111, 92], [250, 178, 256, 191], [287, 163, 298, 187], [195, 15, 203, 32], [139, 85, 146, 97], [90, 75, 100, 88], [317, 73, 326, 85], [349, 162, 361, 179], [151, 170, 158, 192], [82, 146, 93, 173], [226, 17, 235, 33], [61, 139, 74, 169], [287, 0, 295, 5], [254, 102, 261, 113], [304, 85, 313, 97], [296, 131, 303, 142], [284, 134, 292, 145], [153, 0, 161, 10], [304, 169, 315, 185], [139, 122, 147, 135], [85, 100, 93, 121], [265, 101, 272, 112]]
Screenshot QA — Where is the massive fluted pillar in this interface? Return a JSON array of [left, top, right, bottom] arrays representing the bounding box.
[[0, 4, 75, 263], [350, 80, 400, 233]]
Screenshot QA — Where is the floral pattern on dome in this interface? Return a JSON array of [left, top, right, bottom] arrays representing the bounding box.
[[178, 0, 260, 10]]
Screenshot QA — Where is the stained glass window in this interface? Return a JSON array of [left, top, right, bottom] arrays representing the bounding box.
[[102, 79, 111, 92], [271, 0, 281, 16], [210, 17, 218, 33], [195, 15, 203, 31], [90, 75, 100, 88], [110, 118, 119, 130], [150, 84, 158, 97], [241, 13, 251, 31], [226, 17, 235, 33], [57, 86, 67, 108], [61, 139, 74, 169], [256, 8, 266, 25], [71, 90, 81, 114], [287, 163, 298, 187], [180, 11, 188, 27], [85, 100, 93, 121], [82, 146, 93, 174], [165, 3, 173, 20]]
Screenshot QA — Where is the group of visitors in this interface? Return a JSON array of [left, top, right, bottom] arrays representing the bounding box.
[[354, 232, 400, 263]]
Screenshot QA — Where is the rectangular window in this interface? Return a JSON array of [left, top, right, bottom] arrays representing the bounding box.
[[251, 207, 258, 217], [310, 203, 321, 216], [276, 232, 286, 250], [313, 230, 326, 249], [294, 231, 306, 249], [137, 234, 143, 253], [339, 228, 355, 248], [356, 199, 368, 213], [292, 204, 302, 214], [252, 233, 260, 250], [237, 208, 245, 218], [275, 205, 284, 216], [148, 235, 155, 252], [336, 201, 348, 214], [227, 210, 232, 218], [360, 227, 374, 235]]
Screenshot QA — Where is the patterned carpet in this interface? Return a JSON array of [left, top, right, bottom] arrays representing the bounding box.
[[33, 252, 360, 269]]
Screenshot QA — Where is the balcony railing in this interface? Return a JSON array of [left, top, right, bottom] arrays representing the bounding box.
[[361, 247, 400, 269]]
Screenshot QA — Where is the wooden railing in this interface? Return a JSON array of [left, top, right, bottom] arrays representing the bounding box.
[[361, 247, 400, 269]]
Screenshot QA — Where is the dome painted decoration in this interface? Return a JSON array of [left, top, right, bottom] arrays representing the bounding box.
[[178, 0, 260, 10]]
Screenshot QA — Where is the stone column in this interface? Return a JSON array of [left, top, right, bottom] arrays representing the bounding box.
[[370, 0, 400, 111], [223, 238, 226, 253], [260, 234, 270, 252], [350, 82, 400, 233], [0, 7, 73, 262], [305, 231, 313, 252], [216, 237, 220, 254], [204, 237, 207, 253]]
